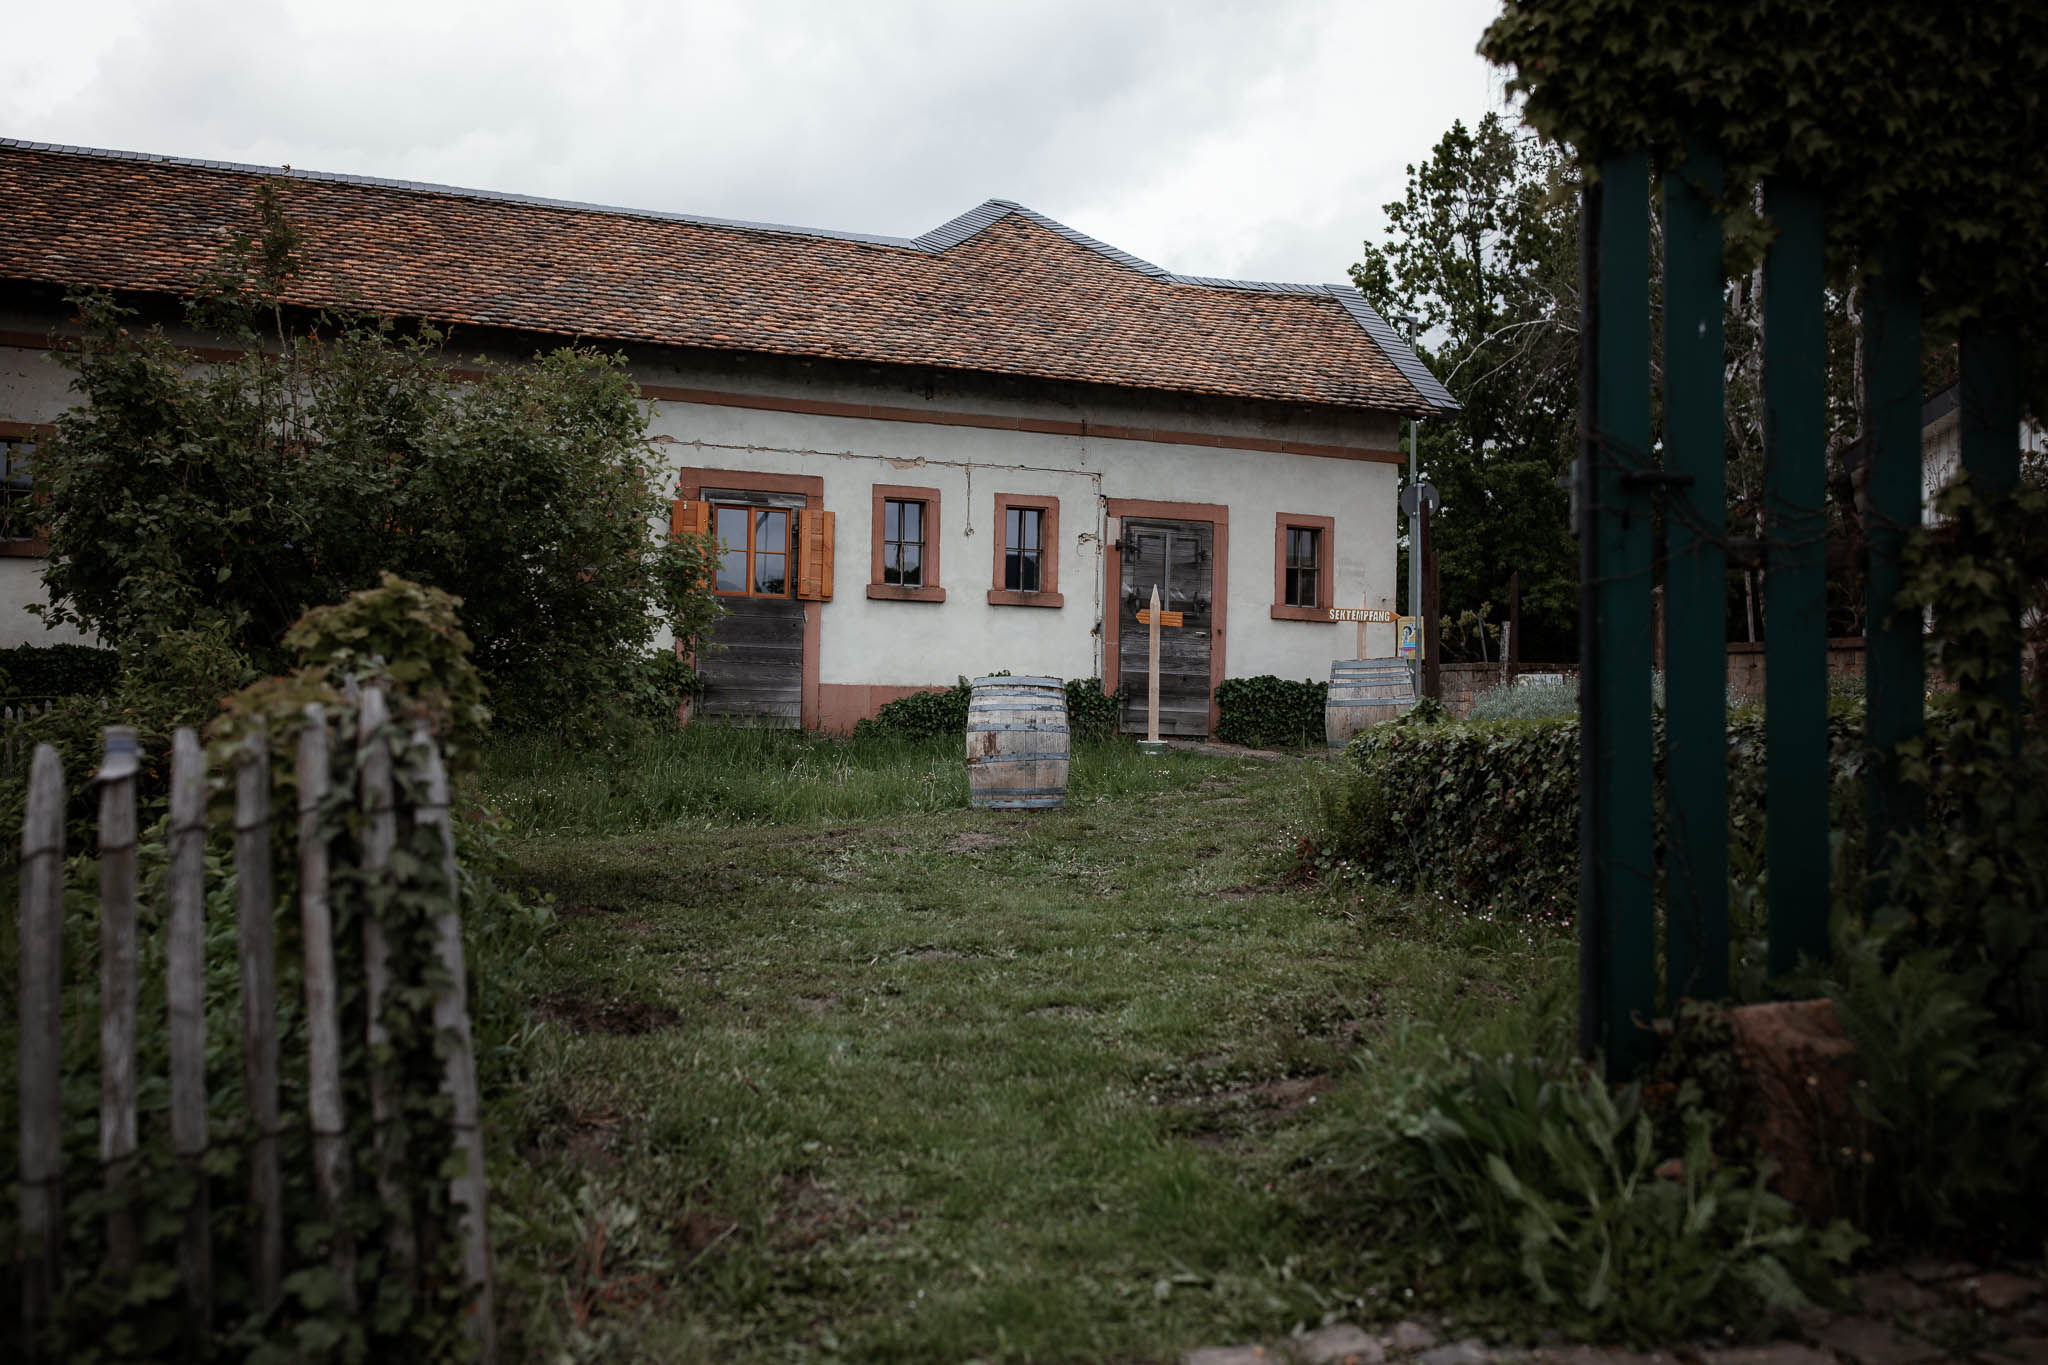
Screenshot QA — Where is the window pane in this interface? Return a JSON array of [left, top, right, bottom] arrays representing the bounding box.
[[755, 552, 787, 595], [716, 549, 746, 593], [715, 506, 748, 548], [1012, 550, 1039, 592], [1005, 550, 1020, 590], [901, 501, 922, 543], [755, 509, 786, 554], [884, 500, 900, 541], [898, 545, 921, 586], [1020, 507, 1040, 550], [1006, 507, 1021, 551]]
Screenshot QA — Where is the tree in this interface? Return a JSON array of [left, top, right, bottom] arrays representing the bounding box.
[[33, 184, 720, 731], [1351, 113, 1582, 661]]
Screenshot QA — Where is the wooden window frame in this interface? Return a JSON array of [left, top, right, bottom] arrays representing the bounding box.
[[709, 502, 795, 599], [1270, 512, 1335, 622], [0, 423, 51, 557], [987, 492, 1063, 607], [867, 483, 945, 602]]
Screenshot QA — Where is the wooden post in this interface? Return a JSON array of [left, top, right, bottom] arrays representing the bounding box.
[[1763, 179, 1830, 978], [1354, 593, 1370, 661], [1147, 585, 1163, 743], [412, 722, 498, 1361], [235, 720, 283, 1314], [1585, 151, 1657, 1076], [359, 687, 417, 1305], [1508, 571, 1521, 666], [167, 728, 212, 1333], [18, 743, 64, 1351], [1662, 142, 1730, 1003], [99, 725, 141, 1276], [297, 705, 357, 1310], [1420, 503, 1442, 702]]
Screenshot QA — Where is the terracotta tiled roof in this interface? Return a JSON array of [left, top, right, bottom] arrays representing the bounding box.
[[0, 140, 1456, 416]]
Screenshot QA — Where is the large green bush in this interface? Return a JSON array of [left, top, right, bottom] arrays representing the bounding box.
[[854, 676, 1121, 744], [0, 642, 121, 701], [1213, 675, 1327, 748]]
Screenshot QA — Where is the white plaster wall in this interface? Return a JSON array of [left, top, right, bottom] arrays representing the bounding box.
[[647, 395, 1401, 691], [0, 559, 92, 647]]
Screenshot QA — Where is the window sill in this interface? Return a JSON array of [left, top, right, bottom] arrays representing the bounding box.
[[1270, 604, 1334, 622], [867, 584, 947, 603], [987, 588, 1064, 608]]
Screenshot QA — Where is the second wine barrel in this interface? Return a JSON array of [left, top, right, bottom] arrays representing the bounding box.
[[1325, 658, 1416, 750]]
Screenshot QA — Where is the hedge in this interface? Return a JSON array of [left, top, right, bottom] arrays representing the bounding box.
[[855, 676, 1122, 744], [1319, 708, 1871, 918], [1214, 675, 1328, 748], [0, 641, 121, 700]]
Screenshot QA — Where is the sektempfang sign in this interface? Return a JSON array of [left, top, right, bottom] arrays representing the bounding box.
[[1326, 607, 1397, 624]]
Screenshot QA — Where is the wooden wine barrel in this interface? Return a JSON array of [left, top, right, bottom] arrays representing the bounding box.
[[966, 676, 1070, 810], [1325, 658, 1416, 750]]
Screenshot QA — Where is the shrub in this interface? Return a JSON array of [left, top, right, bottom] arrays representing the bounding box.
[[1063, 677, 1122, 742], [857, 679, 974, 742], [0, 641, 120, 701], [1377, 1055, 1861, 1345], [1214, 674, 1327, 748]]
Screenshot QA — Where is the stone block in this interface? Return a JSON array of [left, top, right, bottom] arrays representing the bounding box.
[[1725, 999, 1859, 1218], [1389, 1321, 1441, 1354], [1299, 1324, 1387, 1365], [1960, 1273, 2041, 1314], [1184, 1347, 1276, 1365], [1697, 1346, 1836, 1365], [1416, 1341, 1490, 1365], [1808, 1315, 1944, 1365], [1854, 1270, 1943, 1318]]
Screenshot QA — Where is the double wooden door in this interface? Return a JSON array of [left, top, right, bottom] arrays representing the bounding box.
[[1117, 519, 1214, 736]]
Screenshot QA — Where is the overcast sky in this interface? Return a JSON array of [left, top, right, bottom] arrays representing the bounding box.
[[7, 0, 1512, 287]]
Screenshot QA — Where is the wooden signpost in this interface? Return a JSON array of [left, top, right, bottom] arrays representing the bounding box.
[[1136, 585, 1177, 749], [1327, 601, 1397, 659]]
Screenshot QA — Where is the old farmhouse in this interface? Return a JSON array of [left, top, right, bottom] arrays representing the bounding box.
[[0, 139, 1457, 734]]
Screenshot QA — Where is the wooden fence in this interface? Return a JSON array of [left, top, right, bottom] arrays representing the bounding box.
[[14, 687, 496, 1360], [1576, 147, 2024, 1074]]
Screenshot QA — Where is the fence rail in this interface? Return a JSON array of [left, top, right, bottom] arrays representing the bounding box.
[[13, 690, 495, 1360]]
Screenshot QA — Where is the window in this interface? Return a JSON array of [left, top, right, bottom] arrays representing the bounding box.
[[1285, 527, 1319, 606], [1005, 506, 1041, 590], [712, 503, 791, 597], [883, 498, 925, 586], [1270, 512, 1335, 622], [988, 493, 1062, 607], [867, 484, 945, 602], [0, 437, 45, 555]]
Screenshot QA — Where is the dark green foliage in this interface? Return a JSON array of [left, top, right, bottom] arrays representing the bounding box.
[[0, 641, 121, 700], [1481, 1, 2048, 408], [1213, 675, 1327, 748], [618, 650, 699, 726], [34, 209, 721, 733], [1062, 677, 1121, 743], [856, 678, 973, 742], [1377, 1056, 1861, 1345]]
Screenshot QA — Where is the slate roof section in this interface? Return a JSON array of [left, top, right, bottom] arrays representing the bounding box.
[[0, 138, 1458, 416]]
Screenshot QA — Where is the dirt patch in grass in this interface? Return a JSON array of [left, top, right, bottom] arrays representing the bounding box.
[[793, 994, 838, 1014], [538, 993, 681, 1036], [1027, 1003, 1097, 1019], [768, 1176, 903, 1254], [945, 831, 1008, 853], [902, 945, 971, 960], [1217, 882, 1287, 900]]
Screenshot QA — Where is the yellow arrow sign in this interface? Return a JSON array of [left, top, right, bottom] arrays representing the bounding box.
[[1135, 609, 1184, 627]]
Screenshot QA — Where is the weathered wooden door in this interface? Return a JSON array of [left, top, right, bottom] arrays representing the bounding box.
[[1117, 519, 1213, 735], [697, 487, 806, 727]]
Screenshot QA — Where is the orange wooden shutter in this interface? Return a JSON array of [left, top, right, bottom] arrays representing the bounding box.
[[670, 498, 710, 538], [796, 509, 835, 601]]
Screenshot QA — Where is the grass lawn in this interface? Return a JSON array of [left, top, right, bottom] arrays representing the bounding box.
[[475, 727, 1576, 1363]]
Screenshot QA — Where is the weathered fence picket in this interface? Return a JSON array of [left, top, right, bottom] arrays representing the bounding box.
[[98, 726, 140, 1275], [168, 727, 212, 1332], [297, 704, 357, 1310], [17, 744, 63, 1353], [10, 689, 495, 1360]]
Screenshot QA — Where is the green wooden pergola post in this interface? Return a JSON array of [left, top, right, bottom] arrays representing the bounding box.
[[1958, 322, 2023, 728], [1583, 151, 1657, 1075], [1863, 238, 1925, 896], [1660, 143, 1728, 1004], [1763, 181, 1830, 978]]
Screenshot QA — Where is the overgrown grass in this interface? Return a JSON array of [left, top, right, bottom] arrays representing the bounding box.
[[472, 726, 1577, 1362]]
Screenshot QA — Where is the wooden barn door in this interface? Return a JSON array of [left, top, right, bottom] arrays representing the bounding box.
[[1117, 519, 1213, 736], [697, 487, 808, 727]]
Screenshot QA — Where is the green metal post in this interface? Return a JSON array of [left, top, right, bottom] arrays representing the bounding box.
[[1958, 322, 2022, 725], [1863, 237, 1924, 894], [1588, 151, 1656, 1074], [1660, 143, 1728, 1004], [1763, 181, 1830, 978]]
